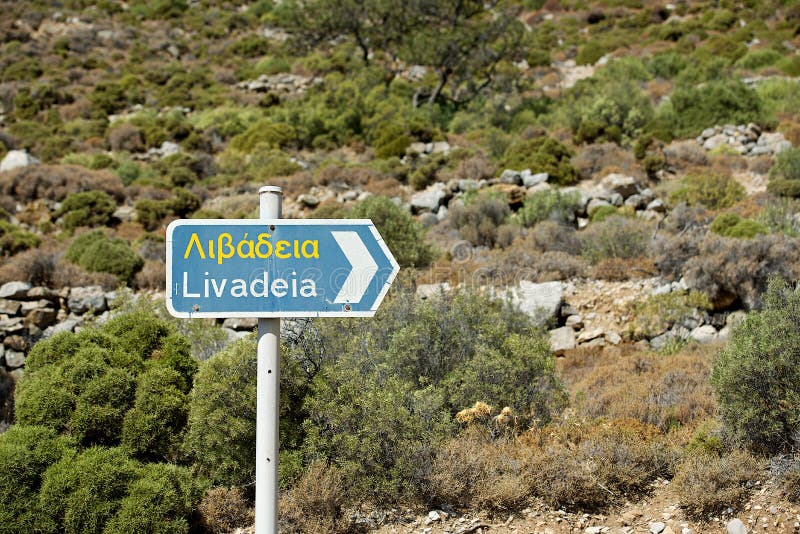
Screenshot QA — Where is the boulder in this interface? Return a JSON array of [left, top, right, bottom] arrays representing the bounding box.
[[43, 317, 81, 338], [522, 171, 549, 188], [508, 281, 564, 326], [577, 328, 604, 344], [25, 308, 58, 329], [297, 194, 320, 208], [3, 335, 27, 352], [690, 324, 718, 344], [586, 198, 612, 216], [565, 314, 583, 328], [0, 150, 40, 172], [726, 518, 747, 534], [410, 183, 447, 213], [499, 169, 522, 185], [605, 331, 622, 345], [549, 326, 576, 355], [0, 299, 21, 316], [27, 287, 58, 301], [68, 286, 108, 315], [646, 198, 667, 213], [600, 173, 639, 198], [3, 350, 24, 369], [0, 281, 32, 299], [0, 317, 24, 334], [221, 317, 258, 331], [416, 282, 451, 300], [703, 133, 728, 151]]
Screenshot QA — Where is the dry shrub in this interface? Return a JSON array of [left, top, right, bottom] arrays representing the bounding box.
[[522, 418, 674, 510], [562, 344, 716, 431], [429, 427, 529, 512], [0, 165, 124, 203], [748, 155, 774, 175], [591, 257, 657, 281], [134, 260, 166, 290], [653, 232, 702, 281], [480, 243, 588, 286], [53, 261, 119, 290], [314, 165, 380, 187], [108, 123, 144, 152], [573, 143, 640, 181], [672, 450, 762, 518], [781, 457, 800, 503], [663, 141, 709, 171], [683, 234, 800, 309], [279, 461, 350, 534], [0, 245, 60, 286], [197, 486, 254, 534], [453, 153, 496, 181], [531, 221, 581, 255], [266, 172, 315, 198]]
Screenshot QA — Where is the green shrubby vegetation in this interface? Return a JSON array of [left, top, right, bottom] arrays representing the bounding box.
[[670, 172, 746, 210], [54, 190, 117, 233], [514, 189, 582, 228], [501, 136, 578, 185], [709, 213, 768, 239], [65, 230, 144, 284]]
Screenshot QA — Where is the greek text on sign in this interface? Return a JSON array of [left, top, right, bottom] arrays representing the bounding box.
[[166, 219, 400, 318]]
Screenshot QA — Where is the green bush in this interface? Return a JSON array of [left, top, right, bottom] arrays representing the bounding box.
[[500, 136, 577, 186], [349, 195, 434, 268], [184, 337, 258, 488], [450, 193, 511, 247], [571, 82, 654, 145], [709, 213, 768, 239], [104, 463, 204, 534], [630, 290, 712, 338], [228, 119, 297, 152], [54, 190, 117, 233], [38, 447, 140, 533], [0, 220, 40, 255], [668, 80, 765, 138], [0, 426, 75, 532], [65, 230, 144, 284], [735, 49, 783, 70], [513, 189, 581, 228], [712, 278, 800, 453], [768, 179, 800, 198], [579, 216, 651, 263], [670, 173, 745, 210], [770, 147, 800, 183]]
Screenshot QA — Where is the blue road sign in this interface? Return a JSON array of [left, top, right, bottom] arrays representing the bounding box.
[[166, 219, 400, 318]]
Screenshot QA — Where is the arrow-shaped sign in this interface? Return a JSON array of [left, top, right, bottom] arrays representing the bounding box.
[[165, 219, 399, 318], [332, 231, 379, 304]]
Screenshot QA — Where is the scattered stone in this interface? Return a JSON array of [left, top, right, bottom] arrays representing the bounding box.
[[600, 173, 639, 198], [549, 326, 576, 355], [4, 350, 24, 369], [0, 299, 21, 316], [0, 316, 24, 334], [646, 198, 667, 213], [508, 281, 564, 327], [703, 133, 729, 151], [0, 281, 32, 299], [410, 183, 448, 213], [565, 314, 583, 329], [500, 169, 523, 185], [587, 198, 612, 216], [43, 317, 81, 338], [689, 324, 718, 344], [416, 283, 451, 300], [522, 171, 549, 188], [586, 527, 605, 534], [297, 194, 320, 208], [577, 328, 604, 343], [605, 331, 622, 345], [0, 150, 40, 172], [221, 317, 258, 331], [68, 286, 108, 315], [650, 522, 666, 534], [4, 335, 28, 352], [27, 287, 58, 301], [726, 518, 747, 534]]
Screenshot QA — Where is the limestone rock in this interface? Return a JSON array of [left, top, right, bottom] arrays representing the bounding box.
[[0, 281, 32, 299], [221, 317, 258, 331], [508, 281, 564, 326], [549, 326, 576, 355], [410, 183, 447, 213], [726, 518, 747, 534], [416, 283, 451, 300], [600, 173, 639, 198], [68, 286, 108, 315], [690, 324, 718, 344], [0, 150, 40, 172], [3, 350, 24, 369]]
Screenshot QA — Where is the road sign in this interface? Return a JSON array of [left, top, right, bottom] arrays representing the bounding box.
[[166, 218, 399, 318]]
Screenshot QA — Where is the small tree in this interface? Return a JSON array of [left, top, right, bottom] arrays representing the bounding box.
[[712, 278, 800, 453]]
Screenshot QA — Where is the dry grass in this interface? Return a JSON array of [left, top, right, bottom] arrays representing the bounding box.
[[197, 486, 254, 534], [279, 461, 350, 534], [559, 344, 717, 432], [0, 165, 124, 203], [672, 450, 762, 519]]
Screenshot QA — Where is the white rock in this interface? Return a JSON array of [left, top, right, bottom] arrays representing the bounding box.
[[549, 326, 576, 355], [565, 314, 583, 328], [600, 173, 640, 198], [0, 281, 32, 299], [409, 183, 447, 213], [508, 281, 564, 327], [522, 171, 549, 188], [0, 150, 40, 172], [605, 331, 622, 345], [68, 286, 108, 315], [650, 522, 666, 534], [690, 324, 718, 344], [499, 169, 522, 185], [726, 518, 747, 534], [416, 283, 451, 300], [160, 141, 180, 158], [703, 133, 729, 151], [577, 328, 604, 343], [4, 350, 24, 369]]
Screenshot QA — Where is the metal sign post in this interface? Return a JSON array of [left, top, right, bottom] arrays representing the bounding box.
[[165, 185, 399, 534], [256, 186, 281, 534]]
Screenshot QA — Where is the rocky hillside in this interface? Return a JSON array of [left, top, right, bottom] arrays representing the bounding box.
[[2, 0, 800, 532]]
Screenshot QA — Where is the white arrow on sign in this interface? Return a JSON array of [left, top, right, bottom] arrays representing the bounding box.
[[332, 231, 378, 304]]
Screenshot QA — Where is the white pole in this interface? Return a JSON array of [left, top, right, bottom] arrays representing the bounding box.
[[256, 185, 282, 534]]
